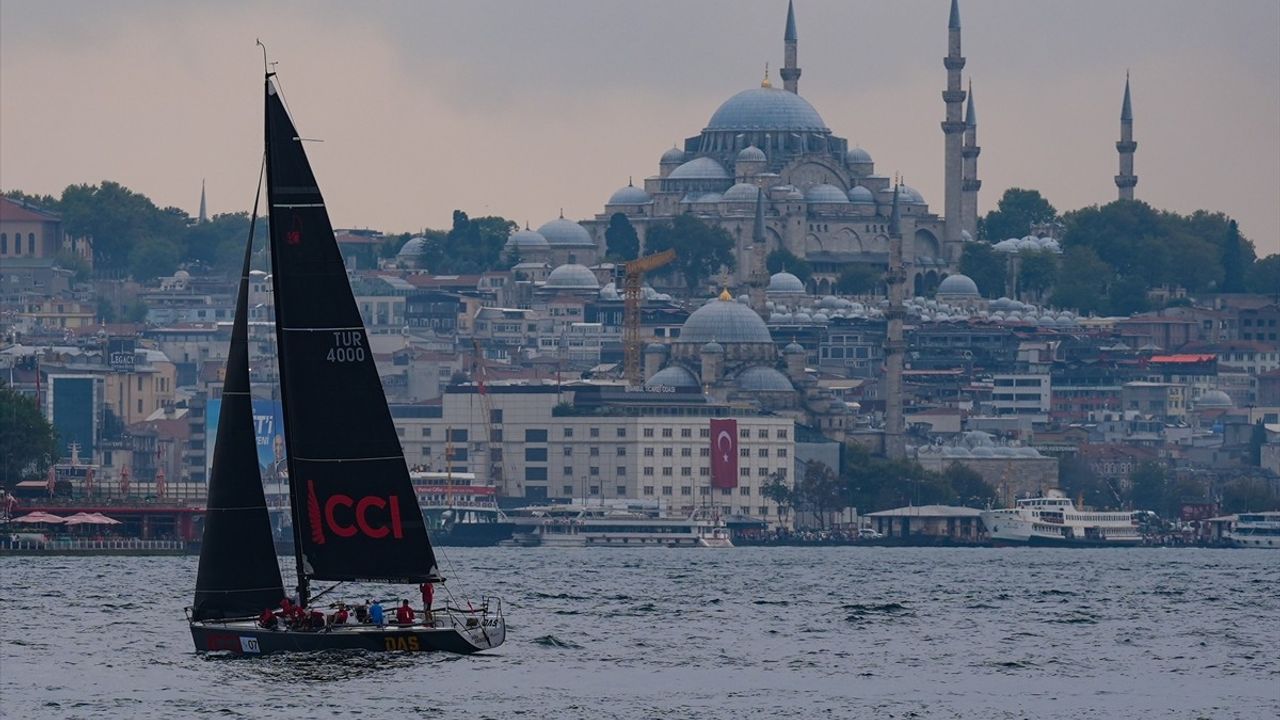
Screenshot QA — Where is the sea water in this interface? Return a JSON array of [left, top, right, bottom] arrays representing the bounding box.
[[1, 547, 1276, 719]]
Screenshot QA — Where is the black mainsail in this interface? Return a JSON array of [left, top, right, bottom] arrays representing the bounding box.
[[192, 187, 286, 621], [263, 77, 438, 602]]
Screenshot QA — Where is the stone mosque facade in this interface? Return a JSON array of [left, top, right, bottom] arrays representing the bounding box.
[[576, 0, 981, 297]]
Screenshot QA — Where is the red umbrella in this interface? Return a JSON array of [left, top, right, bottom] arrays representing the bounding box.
[[12, 512, 65, 524]]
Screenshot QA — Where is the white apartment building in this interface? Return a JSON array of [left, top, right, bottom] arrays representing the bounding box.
[[391, 383, 796, 527]]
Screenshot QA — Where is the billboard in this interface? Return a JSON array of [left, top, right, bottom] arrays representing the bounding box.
[[709, 418, 738, 489], [106, 337, 137, 370], [206, 398, 286, 480], [50, 375, 98, 459]]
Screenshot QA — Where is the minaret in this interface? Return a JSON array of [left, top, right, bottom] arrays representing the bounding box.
[[941, 0, 966, 252], [747, 188, 770, 317], [781, 0, 801, 94], [198, 179, 208, 223], [1115, 73, 1137, 201], [960, 79, 981, 239], [883, 183, 907, 461]]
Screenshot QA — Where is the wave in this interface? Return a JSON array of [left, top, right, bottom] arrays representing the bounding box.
[[530, 635, 582, 650]]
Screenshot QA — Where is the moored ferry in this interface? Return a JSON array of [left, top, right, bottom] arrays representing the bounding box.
[[505, 503, 733, 548], [981, 491, 1148, 546], [1226, 512, 1280, 548]]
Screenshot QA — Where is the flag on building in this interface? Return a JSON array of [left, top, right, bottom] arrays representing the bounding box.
[[709, 418, 738, 490]]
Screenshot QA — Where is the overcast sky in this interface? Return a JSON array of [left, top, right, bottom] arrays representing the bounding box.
[[2, 0, 1277, 256]]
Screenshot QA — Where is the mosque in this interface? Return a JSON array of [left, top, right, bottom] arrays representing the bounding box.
[[580, 0, 983, 297]]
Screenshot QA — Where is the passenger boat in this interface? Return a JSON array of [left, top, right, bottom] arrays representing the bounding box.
[[413, 471, 515, 547], [188, 62, 504, 655], [1226, 511, 1280, 548], [981, 491, 1147, 546], [506, 504, 733, 548]]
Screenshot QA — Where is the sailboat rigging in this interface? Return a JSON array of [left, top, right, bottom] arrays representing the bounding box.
[[187, 65, 505, 654]]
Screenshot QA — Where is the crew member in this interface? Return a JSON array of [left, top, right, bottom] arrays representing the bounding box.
[[395, 599, 416, 625], [420, 581, 435, 623], [353, 601, 369, 624], [369, 599, 385, 626], [258, 608, 278, 630], [330, 603, 349, 626]]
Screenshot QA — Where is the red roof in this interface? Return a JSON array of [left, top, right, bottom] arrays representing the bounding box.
[[0, 196, 60, 222], [1149, 354, 1216, 364]]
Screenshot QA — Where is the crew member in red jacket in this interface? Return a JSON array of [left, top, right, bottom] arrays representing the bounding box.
[[395, 599, 416, 625], [420, 581, 435, 623]]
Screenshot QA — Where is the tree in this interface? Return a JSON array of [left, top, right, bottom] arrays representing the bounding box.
[[981, 188, 1057, 241], [958, 242, 1007, 298], [1050, 246, 1111, 315], [643, 214, 735, 292], [1220, 477, 1279, 514], [1057, 457, 1119, 509], [0, 384, 59, 491], [1220, 220, 1247, 293], [1246, 254, 1280, 296], [766, 248, 813, 285], [791, 461, 845, 529], [416, 211, 516, 274], [1016, 249, 1059, 300], [1106, 274, 1150, 316], [835, 264, 879, 295], [604, 213, 639, 261], [1127, 462, 1167, 515], [942, 462, 997, 508], [762, 470, 793, 523]]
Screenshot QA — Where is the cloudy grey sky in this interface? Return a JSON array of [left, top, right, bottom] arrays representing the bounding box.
[[2, 0, 1277, 255]]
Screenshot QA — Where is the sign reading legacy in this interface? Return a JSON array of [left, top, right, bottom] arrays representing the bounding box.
[[107, 337, 137, 370]]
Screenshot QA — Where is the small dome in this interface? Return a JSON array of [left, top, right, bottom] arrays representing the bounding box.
[[599, 282, 620, 300], [784, 340, 805, 355], [646, 365, 701, 390], [1197, 390, 1233, 409], [504, 228, 550, 252], [398, 235, 428, 256], [736, 366, 794, 393], [767, 272, 806, 295], [806, 183, 850, 204], [645, 342, 667, 354], [678, 294, 774, 345], [660, 146, 687, 164], [544, 263, 599, 290], [899, 185, 926, 205], [937, 274, 980, 297], [669, 156, 730, 180], [706, 87, 829, 132], [848, 186, 875, 204], [537, 218, 595, 247], [608, 184, 651, 205], [846, 147, 873, 164], [1015, 447, 1041, 458], [701, 341, 724, 354], [792, 311, 813, 323], [722, 183, 761, 203], [971, 446, 996, 457], [992, 447, 1018, 457], [736, 145, 766, 163]]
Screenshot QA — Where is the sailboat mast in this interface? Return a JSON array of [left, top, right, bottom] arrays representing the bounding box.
[[262, 71, 310, 608]]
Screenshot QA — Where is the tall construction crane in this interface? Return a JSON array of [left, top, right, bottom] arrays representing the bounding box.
[[470, 338, 503, 489], [618, 249, 676, 385]]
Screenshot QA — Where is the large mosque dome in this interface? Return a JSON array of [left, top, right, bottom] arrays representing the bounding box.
[[544, 263, 600, 290], [936, 274, 980, 297], [678, 293, 773, 345], [537, 217, 595, 247], [705, 87, 829, 133], [504, 228, 550, 252]]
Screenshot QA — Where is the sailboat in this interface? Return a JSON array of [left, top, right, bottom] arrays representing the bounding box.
[[187, 66, 505, 654]]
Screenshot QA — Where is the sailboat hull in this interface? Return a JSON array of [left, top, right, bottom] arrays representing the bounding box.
[[190, 617, 505, 655]]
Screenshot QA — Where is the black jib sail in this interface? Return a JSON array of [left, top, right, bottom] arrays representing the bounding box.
[[192, 187, 286, 621], [264, 78, 439, 587]]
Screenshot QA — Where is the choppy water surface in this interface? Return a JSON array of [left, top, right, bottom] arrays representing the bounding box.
[[2, 548, 1277, 719]]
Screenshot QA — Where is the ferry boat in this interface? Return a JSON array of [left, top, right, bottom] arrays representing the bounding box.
[[981, 491, 1148, 546], [412, 471, 515, 547], [1225, 512, 1280, 548], [505, 503, 733, 548]]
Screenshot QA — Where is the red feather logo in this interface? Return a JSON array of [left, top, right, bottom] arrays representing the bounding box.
[[307, 478, 325, 545]]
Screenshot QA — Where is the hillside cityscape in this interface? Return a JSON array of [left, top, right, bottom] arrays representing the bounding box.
[[2, 0, 1278, 548]]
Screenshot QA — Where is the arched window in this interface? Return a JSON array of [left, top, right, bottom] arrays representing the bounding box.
[[28, 233, 36, 254], [0, 233, 6, 254], [12, 233, 19, 255]]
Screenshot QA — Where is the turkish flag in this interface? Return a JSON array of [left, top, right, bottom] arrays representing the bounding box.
[[709, 419, 738, 489]]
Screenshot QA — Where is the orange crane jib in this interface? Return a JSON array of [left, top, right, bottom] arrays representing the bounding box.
[[620, 249, 676, 386]]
